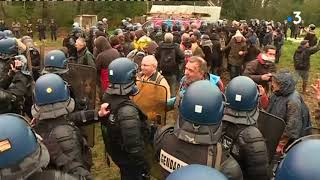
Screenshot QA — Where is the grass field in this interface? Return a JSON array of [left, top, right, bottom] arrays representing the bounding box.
[[33, 30, 320, 179]]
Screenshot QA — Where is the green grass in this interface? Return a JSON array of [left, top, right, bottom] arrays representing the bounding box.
[[274, 30, 320, 128]]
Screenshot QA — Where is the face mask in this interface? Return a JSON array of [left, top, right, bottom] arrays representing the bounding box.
[[261, 53, 275, 63]]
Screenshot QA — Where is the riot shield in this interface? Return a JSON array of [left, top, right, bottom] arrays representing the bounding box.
[[131, 80, 167, 126], [257, 110, 285, 162], [63, 63, 97, 147]]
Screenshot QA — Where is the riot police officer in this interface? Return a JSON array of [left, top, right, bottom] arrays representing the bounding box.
[[41, 49, 69, 75], [41, 49, 94, 112], [49, 19, 58, 41], [0, 113, 80, 180], [101, 57, 151, 180], [275, 135, 320, 180], [154, 80, 243, 180], [222, 76, 269, 180], [36, 19, 46, 41], [31, 73, 93, 180], [166, 164, 228, 180], [63, 26, 82, 60], [0, 38, 33, 115], [0, 113, 49, 179]]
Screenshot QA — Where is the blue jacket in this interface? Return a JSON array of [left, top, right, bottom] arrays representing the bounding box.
[[167, 73, 220, 107]]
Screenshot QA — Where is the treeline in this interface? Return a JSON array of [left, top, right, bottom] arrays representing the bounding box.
[[0, 0, 319, 29]]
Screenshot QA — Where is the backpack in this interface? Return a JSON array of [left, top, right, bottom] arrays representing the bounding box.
[[293, 50, 307, 70], [159, 47, 177, 73], [288, 92, 311, 136], [299, 96, 311, 135]]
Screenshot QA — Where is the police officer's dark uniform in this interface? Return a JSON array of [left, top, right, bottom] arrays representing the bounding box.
[[101, 57, 151, 180], [41, 49, 92, 112], [154, 80, 243, 180], [63, 27, 82, 60], [36, 19, 46, 41], [31, 73, 93, 180], [0, 113, 82, 180], [222, 76, 269, 180], [49, 19, 58, 41], [0, 38, 32, 115]]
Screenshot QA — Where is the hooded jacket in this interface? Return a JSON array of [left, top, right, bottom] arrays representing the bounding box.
[[267, 72, 302, 140], [95, 36, 120, 91]]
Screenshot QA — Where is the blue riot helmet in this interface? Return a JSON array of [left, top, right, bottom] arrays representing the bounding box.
[[107, 57, 139, 96], [166, 164, 228, 180], [3, 30, 13, 38], [34, 73, 70, 106], [179, 80, 224, 125], [275, 135, 320, 180], [0, 113, 49, 179], [225, 76, 259, 111], [0, 37, 18, 59], [42, 50, 68, 74], [72, 26, 82, 38], [176, 81, 226, 144]]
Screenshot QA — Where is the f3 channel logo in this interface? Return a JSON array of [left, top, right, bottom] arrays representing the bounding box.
[[287, 11, 302, 24]]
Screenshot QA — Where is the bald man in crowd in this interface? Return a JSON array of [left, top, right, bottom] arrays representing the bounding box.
[[137, 55, 171, 99]]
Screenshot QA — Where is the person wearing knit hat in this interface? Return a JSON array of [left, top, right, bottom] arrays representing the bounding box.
[[304, 24, 318, 47], [222, 30, 247, 79]]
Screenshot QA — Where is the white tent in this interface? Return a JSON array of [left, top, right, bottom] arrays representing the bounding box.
[[149, 5, 221, 22]]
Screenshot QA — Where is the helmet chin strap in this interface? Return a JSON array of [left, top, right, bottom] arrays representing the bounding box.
[[174, 116, 222, 145], [129, 84, 139, 96]]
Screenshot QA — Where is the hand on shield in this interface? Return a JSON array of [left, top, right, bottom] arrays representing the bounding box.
[[98, 103, 110, 117], [311, 79, 320, 101]]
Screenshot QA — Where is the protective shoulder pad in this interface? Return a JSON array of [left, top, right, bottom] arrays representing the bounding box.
[[154, 125, 174, 150], [238, 126, 264, 144], [50, 124, 76, 139], [117, 104, 139, 120]]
